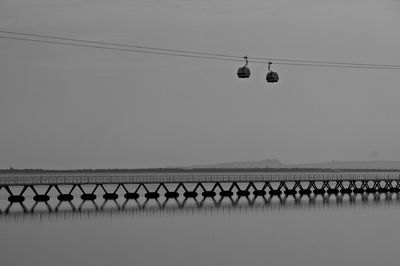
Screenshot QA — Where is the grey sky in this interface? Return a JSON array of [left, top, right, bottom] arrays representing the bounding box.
[[1, 0, 400, 169]]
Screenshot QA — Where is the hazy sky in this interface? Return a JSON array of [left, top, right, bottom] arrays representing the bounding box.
[[1, 0, 400, 169]]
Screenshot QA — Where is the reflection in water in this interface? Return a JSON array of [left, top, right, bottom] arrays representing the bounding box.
[[1, 193, 400, 222]]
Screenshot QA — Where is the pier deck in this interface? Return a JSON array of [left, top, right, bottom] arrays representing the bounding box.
[[1, 173, 400, 203]]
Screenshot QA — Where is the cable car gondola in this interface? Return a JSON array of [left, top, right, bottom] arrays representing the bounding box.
[[237, 56, 251, 78], [266, 62, 279, 83]]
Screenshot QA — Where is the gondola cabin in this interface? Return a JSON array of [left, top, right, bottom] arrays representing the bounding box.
[[237, 56, 250, 78], [237, 66, 251, 78], [266, 62, 279, 83], [266, 71, 279, 83]]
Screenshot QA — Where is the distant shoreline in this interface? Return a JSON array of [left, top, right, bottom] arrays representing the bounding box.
[[1, 168, 400, 174]]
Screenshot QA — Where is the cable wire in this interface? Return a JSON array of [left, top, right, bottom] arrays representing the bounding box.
[[0, 35, 248, 63], [1, 30, 400, 70], [0, 30, 242, 59]]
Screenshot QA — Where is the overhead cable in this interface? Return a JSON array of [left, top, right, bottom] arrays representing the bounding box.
[[1, 30, 400, 70]]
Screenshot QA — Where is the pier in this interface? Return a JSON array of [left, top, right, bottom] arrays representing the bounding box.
[[1, 173, 400, 203]]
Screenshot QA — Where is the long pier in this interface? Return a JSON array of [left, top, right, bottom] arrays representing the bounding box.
[[1, 172, 400, 203]]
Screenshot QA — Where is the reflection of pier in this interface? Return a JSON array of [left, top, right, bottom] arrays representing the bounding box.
[[1, 193, 400, 222], [1, 173, 400, 203]]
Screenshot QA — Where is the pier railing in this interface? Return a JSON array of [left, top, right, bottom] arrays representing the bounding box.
[[1, 172, 400, 186]]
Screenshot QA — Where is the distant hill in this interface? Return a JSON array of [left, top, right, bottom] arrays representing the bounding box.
[[187, 159, 400, 170], [291, 160, 400, 170], [3, 160, 400, 174]]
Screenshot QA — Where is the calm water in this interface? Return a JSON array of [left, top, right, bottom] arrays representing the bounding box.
[[1, 173, 400, 266]]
